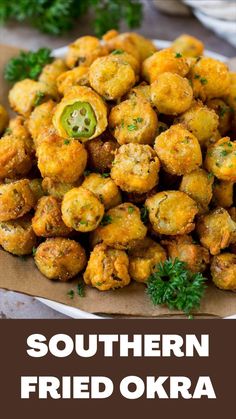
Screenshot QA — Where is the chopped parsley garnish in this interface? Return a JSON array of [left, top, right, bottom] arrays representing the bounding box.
[[77, 281, 85, 297], [128, 206, 134, 214], [207, 172, 214, 179], [67, 289, 75, 299], [133, 117, 143, 123], [127, 124, 138, 131], [111, 49, 124, 55], [100, 215, 112, 226], [101, 172, 110, 178], [200, 77, 207, 85], [175, 52, 182, 58], [146, 258, 207, 316], [194, 74, 200, 79], [95, 282, 104, 287], [64, 139, 70, 145], [32, 246, 37, 256], [140, 205, 149, 224]]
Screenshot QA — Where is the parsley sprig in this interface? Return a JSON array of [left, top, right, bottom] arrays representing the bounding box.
[[147, 259, 207, 316], [4, 48, 53, 82]]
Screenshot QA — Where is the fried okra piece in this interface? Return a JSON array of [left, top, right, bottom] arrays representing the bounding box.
[[53, 86, 108, 141], [32, 196, 71, 237], [84, 243, 130, 291], [62, 186, 104, 232], [146, 191, 198, 236], [27, 100, 56, 147], [151, 72, 193, 115], [0, 215, 37, 256], [56, 66, 90, 95], [206, 99, 231, 136], [189, 57, 230, 101], [212, 180, 234, 208], [38, 59, 67, 99], [196, 208, 236, 255], [154, 124, 202, 176], [85, 135, 118, 172], [82, 173, 121, 210], [8, 79, 49, 117], [179, 169, 214, 213], [128, 82, 151, 103], [204, 138, 236, 182], [29, 179, 44, 205], [111, 144, 160, 194], [95, 203, 147, 249], [34, 238, 86, 281], [175, 100, 219, 147], [0, 104, 9, 134], [0, 180, 35, 222], [142, 48, 189, 84], [161, 235, 209, 273], [171, 34, 204, 58], [37, 133, 87, 183], [211, 253, 236, 291], [0, 133, 33, 180], [108, 97, 158, 145], [65, 36, 108, 68], [89, 55, 136, 100], [42, 177, 78, 200], [103, 31, 157, 62], [128, 237, 166, 283]]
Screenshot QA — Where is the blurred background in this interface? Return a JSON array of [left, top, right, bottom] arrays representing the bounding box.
[[0, 0, 235, 56]]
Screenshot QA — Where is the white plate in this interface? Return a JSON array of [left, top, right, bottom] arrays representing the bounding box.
[[37, 39, 233, 319]]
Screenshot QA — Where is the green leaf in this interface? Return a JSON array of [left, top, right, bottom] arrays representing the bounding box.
[[100, 214, 112, 226], [77, 281, 85, 297], [146, 258, 207, 316]]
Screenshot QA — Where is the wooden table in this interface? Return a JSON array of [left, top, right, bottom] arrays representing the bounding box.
[[0, 0, 235, 318]]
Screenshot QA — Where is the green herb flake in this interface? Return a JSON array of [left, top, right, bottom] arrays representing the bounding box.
[[67, 289, 75, 299], [111, 49, 124, 55], [4, 127, 12, 135], [127, 124, 138, 131], [175, 52, 182, 58], [34, 91, 45, 107], [64, 139, 70, 145], [146, 258, 207, 316], [100, 215, 112, 226], [95, 282, 104, 287], [133, 117, 143, 123], [32, 246, 37, 256], [79, 220, 88, 226], [219, 106, 227, 117], [84, 170, 91, 177], [194, 74, 200, 79], [207, 172, 214, 179], [140, 206, 149, 224], [220, 149, 228, 157], [101, 172, 110, 178], [128, 206, 134, 214], [77, 281, 85, 297], [200, 77, 207, 85]]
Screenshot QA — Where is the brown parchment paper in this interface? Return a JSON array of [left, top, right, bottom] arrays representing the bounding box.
[[0, 44, 235, 318]]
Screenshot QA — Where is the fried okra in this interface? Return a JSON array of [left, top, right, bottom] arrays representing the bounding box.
[[27, 100, 56, 147], [151, 72, 193, 115], [56, 66, 90, 95], [189, 57, 230, 101], [0, 133, 33, 180], [212, 180, 234, 208], [65, 35, 108, 68], [8, 79, 49, 117], [206, 99, 231, 136], [204, 138, 236, 182], [38, 59, 67, 99], [0, 180, 35, 222], [154, 124, 202, 175], [196, 208, 236, 255], [175, 100, 219, 147], [0, 104, 9, 134], [146, 191, 198, 236], [103, 31, 157, 62], [95, 203, 147, 249], [32, 196, 71, 237], [85, 135, 118, 172], [109, 97, 158, 145], [111, 144, 160, 194], [162, 235, 209, 273], [89, 55, 136, 100], [0, 215, 36, 256], [128, 82, 151, 103], [171, 34, 204, 58], [53, 86, 108, 141], [84, 243, 130, 291], [179, 169, 214, 213], [82, 173, 121, 209], [42, 178, 78, 200], [34, 238, 87, 281], [128, 237, 166, 283], [211, 253, 236, 291], [142, 48, 189, 84], [62, 186, 104, 232], [37, 133, 87, 183]]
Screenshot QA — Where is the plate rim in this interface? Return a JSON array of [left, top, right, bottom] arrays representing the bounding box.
[[37, 38, 232, 319]]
